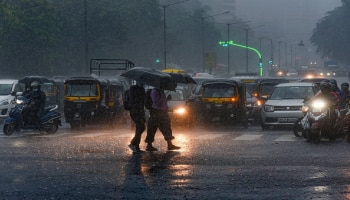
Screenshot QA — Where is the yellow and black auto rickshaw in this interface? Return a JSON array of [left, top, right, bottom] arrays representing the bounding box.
[[196, 78, 247, 126], [63, 76, 128, 129]]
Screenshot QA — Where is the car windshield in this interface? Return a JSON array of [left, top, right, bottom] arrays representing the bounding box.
[[203, 84, 236, 98], [269, 86, 316, 100], [260, 83, 279, 96], [168, 89, 185, 101], [65, 83, 98, 97], [0, 84, 12, 95]]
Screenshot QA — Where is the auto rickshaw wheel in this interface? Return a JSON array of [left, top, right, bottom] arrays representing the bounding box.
[[70, 121, 81, 130]]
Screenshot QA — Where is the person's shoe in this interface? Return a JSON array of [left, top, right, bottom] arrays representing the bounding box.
[[134, 149, 145, 154], [128, 144, 138, 152], [146, 145, 158, 151], [168, 144, 181, 151]]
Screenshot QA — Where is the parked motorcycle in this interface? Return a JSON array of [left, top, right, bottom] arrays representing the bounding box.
[[3, 96, 63, 136]]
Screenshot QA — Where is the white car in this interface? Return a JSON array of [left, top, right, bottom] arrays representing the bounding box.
[[0, 79, 19, 119], [261, 82, 319, 129]]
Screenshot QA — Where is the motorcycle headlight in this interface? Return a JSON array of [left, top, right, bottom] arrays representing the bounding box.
[[312, 100, 325, 109], [0, 100, 9, 106], [16, 99, 24, 105], [264, 105, 274, 112], [174, 107, 186, 115]]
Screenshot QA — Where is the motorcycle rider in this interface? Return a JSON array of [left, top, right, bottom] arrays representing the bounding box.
[[25, 81, 46, 128], [313, 81, 339, 126], [329, 79, 343, 107], [340, 82, 350, 108]]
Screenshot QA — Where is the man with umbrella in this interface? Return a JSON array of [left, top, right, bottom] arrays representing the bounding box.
[[121, 67, 181, 151], [145, 87, 180, 151], [128, 82, 147, 153]]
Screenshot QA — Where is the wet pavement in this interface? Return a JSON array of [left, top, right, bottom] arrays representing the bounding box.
[[1, 123, 350, 199]]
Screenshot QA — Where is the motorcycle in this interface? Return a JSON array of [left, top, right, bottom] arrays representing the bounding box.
[[3, 96, 63, 136], [303, 98, 344, 143]]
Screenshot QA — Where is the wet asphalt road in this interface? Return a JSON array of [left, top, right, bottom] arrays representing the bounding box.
[[1, 122, 350, 200]]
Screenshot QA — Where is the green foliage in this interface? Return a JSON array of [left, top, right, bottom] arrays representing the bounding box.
[[311, 2, 350, 65], [0, 0, 240, 77]]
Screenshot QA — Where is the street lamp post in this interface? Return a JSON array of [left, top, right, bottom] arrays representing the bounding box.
[[223, 21, 250, 74], [201, 11, 230, 72], [278, 41, 282, 70], [161, 0, 190, 69]]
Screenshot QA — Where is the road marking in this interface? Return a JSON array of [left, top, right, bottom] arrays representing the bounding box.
[[234, 134, 262, 140], [274, 134, 299, 141], [195, 134, 227, 140]]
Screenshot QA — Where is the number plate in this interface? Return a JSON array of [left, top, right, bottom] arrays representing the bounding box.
[[312, 108, 322, 112], [278, 118, 297, 123]]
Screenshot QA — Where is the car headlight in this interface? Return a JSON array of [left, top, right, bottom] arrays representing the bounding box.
[[174, 107, 186, 115], [301, 105, 309, 113], [0, 100, 9, 106], [264, 105, 274, 112]]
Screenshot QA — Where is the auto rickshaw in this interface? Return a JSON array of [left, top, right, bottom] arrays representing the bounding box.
[[64, 76, 126, 129], [196, 78, 247, 126]]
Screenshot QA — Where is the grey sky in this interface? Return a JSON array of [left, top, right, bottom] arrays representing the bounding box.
[[200, 0, 342, 44]]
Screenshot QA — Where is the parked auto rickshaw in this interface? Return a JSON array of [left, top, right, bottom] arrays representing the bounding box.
[[192, 78, 247, 126], [64, 76, 127, 129]]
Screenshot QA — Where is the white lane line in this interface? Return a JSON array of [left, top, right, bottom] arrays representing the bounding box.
[[274, 134, 298, 141], [195, 134, 227, 140], [34, 132, 73, 138], [234, 134, 262, 141], [73, 132, 114, 138]]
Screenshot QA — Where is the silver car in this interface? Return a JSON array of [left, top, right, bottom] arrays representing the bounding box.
[[261, 82, 319, 129]]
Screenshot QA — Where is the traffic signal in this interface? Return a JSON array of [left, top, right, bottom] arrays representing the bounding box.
[[268, 60, 273, 64], [155, 59, 160, 63]]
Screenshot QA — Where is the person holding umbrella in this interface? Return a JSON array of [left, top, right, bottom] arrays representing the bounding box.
[[145, 87, 180, 151], [128, 82, 147, 153]]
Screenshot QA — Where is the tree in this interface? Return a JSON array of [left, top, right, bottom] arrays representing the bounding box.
[[311, 1, 350, 66], [0, 0, 61, 76]]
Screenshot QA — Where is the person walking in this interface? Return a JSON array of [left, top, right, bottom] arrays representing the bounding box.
[[145, 88, 180, 151], [128, 82, 146, 153]]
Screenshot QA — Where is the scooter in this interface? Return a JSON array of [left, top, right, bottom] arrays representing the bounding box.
[[305, 98, 343, 143], [3, 96, 63, 136]]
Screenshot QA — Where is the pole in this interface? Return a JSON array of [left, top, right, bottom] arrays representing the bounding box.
[[161, 0, 190, 69], [163, 6, 167, 69], [201, 11, 230, 73], [245, 28, 248, 72], [227, 24, 230, 74], [278, 41, 282, 70], [84, 0, 88, 74]]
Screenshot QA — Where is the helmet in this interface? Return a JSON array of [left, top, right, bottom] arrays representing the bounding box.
[[329, 79, 337, 85], [341, 82, 349, 90], [320, 81, 331, 93], [30, 81, 41, 91]]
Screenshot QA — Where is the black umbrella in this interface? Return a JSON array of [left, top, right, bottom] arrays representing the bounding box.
[[166, 73, 196, 84], [120, 67, 177, 90], [18, 76, 51, 87]]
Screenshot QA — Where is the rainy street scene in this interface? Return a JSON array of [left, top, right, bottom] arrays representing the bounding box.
[[1, 0, 350, 199]]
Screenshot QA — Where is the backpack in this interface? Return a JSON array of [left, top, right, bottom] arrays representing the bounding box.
[[123, 89, 131, 110], [144, 89, 153, 110]]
